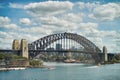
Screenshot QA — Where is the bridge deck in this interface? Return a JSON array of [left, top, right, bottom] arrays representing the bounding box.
[[29, 50, 100, 54], [0, 49, 115, 56], [0, 49, 20, 53]]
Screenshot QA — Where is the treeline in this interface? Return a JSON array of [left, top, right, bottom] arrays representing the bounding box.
[[0, 53, 27, 60], [30, 59, 43, 67], [38, 53, 91, 62], [0, 53, 43, 67], [111, 54, 120, 63]]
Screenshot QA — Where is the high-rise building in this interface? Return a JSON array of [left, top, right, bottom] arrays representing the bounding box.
[[56, 44, 62, 50], [12, 39, 20, 50]]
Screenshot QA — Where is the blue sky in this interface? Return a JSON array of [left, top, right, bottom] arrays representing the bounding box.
[[0, 0, 120, 53]]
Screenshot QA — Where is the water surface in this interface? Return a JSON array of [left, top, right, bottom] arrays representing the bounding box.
[[0, 63, 120, 80]]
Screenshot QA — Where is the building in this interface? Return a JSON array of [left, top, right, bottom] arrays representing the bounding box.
[[56, 44, 62, 50]]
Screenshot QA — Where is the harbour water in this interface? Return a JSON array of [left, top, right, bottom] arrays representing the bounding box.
[[0, 63, 120, 80]]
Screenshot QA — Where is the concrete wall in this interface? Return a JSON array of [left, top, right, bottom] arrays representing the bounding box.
[[9, 59, 29, 67]]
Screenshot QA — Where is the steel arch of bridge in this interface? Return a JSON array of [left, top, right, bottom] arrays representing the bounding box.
[[29, 32, 101, 53], [28, 32, 102, 63]]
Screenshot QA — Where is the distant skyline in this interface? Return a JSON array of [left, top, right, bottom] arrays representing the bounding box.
[[0, 0, 120, 53]]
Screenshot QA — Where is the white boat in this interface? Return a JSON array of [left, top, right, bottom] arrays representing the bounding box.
[[47, 66, 55, 70]]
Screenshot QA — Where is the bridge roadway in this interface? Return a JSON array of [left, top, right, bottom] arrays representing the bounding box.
[[0, 49, 115, 55], [0, 49, 20, 53], [29, 50, 101, 54], [0, 49, 100, 54], [0, 49, 115, 62]]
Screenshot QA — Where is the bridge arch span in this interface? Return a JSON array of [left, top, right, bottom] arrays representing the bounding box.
[[29, 32, 101, 53]]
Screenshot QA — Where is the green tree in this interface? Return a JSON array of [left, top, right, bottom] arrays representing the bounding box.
[[0, 53, 27, 60], [30, 60, 43, 67]]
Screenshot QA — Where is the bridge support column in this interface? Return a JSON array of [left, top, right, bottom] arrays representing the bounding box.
[[21, 39, 29, 59], [103, 46, 108, 62], [12, 39, 20, 50]]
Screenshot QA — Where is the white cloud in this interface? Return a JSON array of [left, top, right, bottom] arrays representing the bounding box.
[[23, 1, 99, 35], [0, 16, 11, 25], [90, 3, 120, 21], [9, 3, 24, 8], [0, 31, 8, 39], [0, 16, 19, 30], [35, 12, 84, 33], [40, 16, 68, 26], [24, 1, 74, 16], [78, 22, 98, 31], [0, 1, 120, 53], [4, 24, 19, 30], [20, 26, 52, 35], [85, 29, 117, 38], [61, 13, 83, 23], [101, 31, 117, 38], [84, 30, 119, 52], [76, 2, 85, 10], [19, 18, 31, 25], [0, 31, 14, 49], [76, 2, 100, 11], [0, 31, 41, 49]]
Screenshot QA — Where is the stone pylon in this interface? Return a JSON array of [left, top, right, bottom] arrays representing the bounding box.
[[103, 46, 108, 62], [21, 39, 28, 59], [12, 39, 20, 50]]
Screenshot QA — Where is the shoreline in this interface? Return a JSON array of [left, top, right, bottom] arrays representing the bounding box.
[[0, 67, 26, 71], [0, 65, 48, 71], [1, 61, 119, 71]]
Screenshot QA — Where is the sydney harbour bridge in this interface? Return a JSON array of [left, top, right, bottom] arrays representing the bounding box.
[[0, 32, 115, 64]]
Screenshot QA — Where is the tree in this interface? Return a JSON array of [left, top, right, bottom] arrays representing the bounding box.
[[30, 59, 43, 67], [0, 53, 27, 60]]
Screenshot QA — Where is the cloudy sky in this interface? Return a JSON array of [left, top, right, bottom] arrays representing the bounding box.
[[0, 0, 120, 53]]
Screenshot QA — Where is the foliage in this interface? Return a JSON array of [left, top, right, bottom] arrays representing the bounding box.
[[76, 56, 86, 61], [30, 59, 43, 67], [39, 53, 89, 62], [0, 53, 27, 60], [110, 54, 120, 63], [114, 54, 120, 60], [39, 53, 68, 62]]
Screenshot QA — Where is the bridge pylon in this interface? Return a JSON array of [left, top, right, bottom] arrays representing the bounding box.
[[21, 39, 29, 59], [103, 46, 108, 62], [12, 39, 20, 50]]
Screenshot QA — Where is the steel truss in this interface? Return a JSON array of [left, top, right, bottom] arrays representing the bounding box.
[[29, 32, 101, 53]]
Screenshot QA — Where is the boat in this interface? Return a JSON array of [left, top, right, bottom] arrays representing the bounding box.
[[47, 66, 55, 70], [64, 59, 76, 63], [97, 63, 101, 67]]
